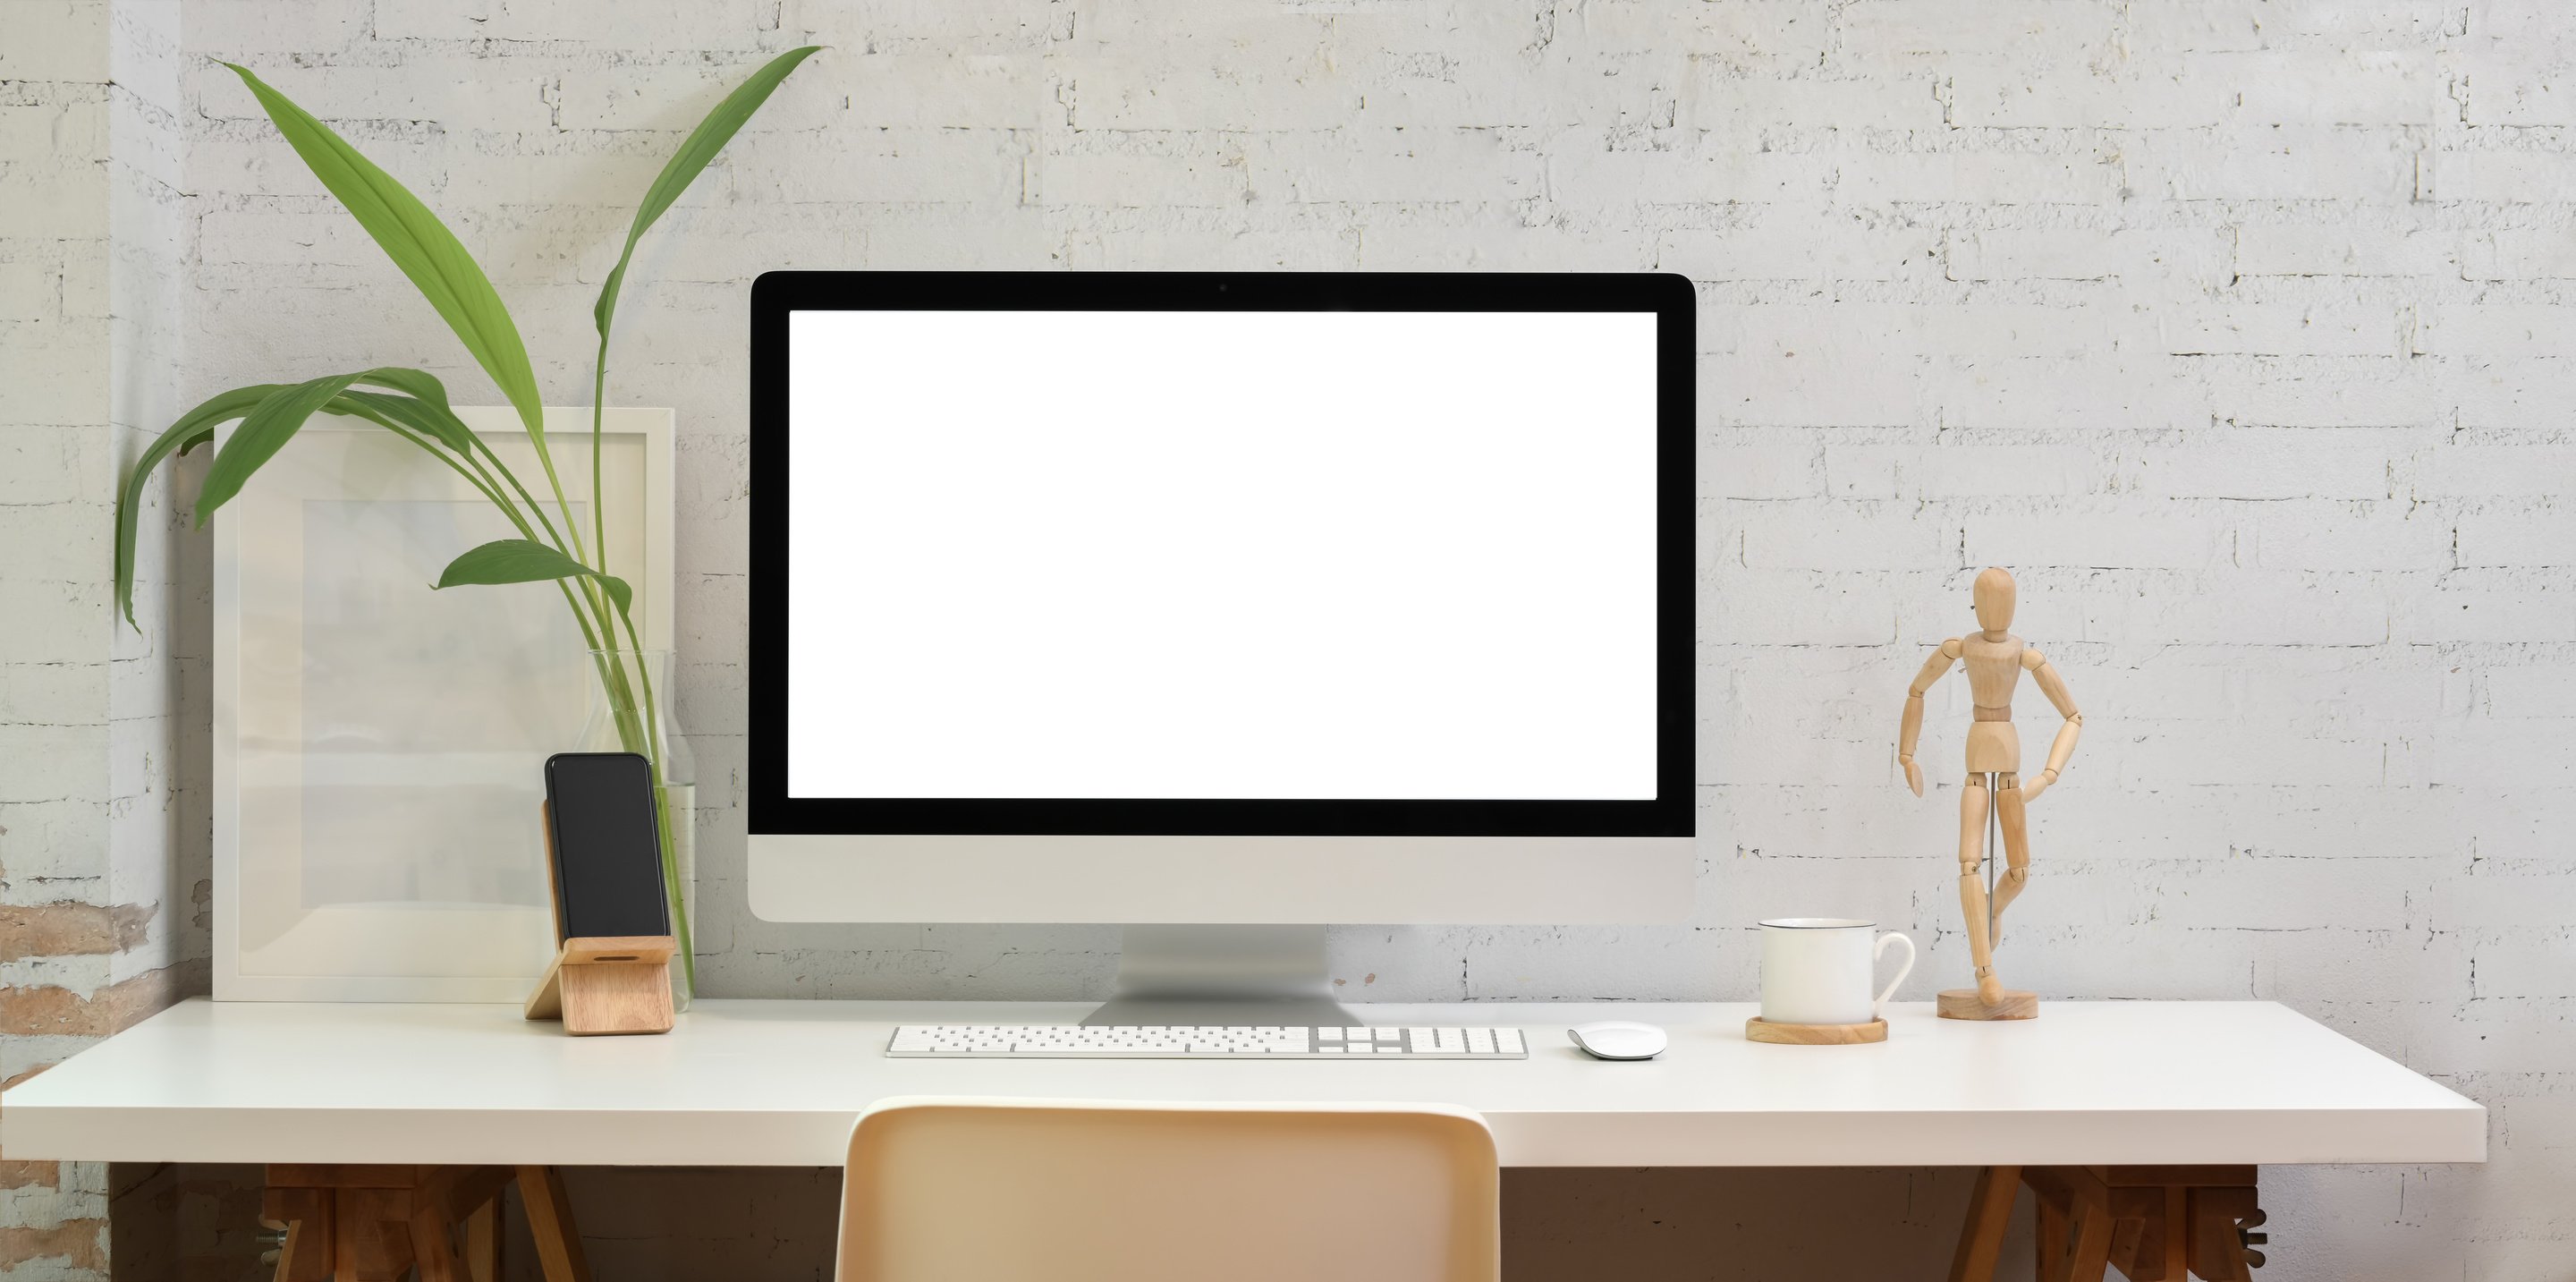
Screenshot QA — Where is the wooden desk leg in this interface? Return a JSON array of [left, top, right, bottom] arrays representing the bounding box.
[[2044, 1192, 2113, 1282], [2189, 1186, 2265, 1281], [517, 1165, 595, 1282], [1947, 1165, 2021, 1282], [264, 1164, 565, 1282], [415, 1163, 516, 1282], [2021, 1166, 2265, 1282], [410, 1195, 464, 1282], [261, 1188, 333, 1282], [2156, 1184, 2190, 1281], [2034, 1195, 2066, 1280], [340, 1187, 416, 1281], [464, 1199, 502, 1282]]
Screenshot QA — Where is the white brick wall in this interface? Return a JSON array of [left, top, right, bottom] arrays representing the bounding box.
[[2, 1, 194, 1277], [9, 0, 2565, 1275], [104, 0, 195, 998]]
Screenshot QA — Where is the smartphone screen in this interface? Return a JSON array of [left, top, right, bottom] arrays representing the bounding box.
[[544, 752, 671, 940]]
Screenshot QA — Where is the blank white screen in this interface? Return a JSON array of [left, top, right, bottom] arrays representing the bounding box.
[[786, 309, 1658, 800]]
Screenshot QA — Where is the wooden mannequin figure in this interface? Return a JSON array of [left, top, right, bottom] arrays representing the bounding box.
[[1897, 567, 2082, 1021]]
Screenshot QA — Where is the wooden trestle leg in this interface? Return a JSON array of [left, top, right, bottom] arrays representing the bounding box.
[[261, 1165, 591, 1282], [1950, 1166, 2266, 1282]]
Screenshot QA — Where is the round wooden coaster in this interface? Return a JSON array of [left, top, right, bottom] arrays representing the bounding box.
[[1744, 1016, 1888, 1045], [1936, 988, 2038, 1021]]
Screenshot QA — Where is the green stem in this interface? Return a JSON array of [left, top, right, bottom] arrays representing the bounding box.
[[362, 418, 645, 944], [321, 448, 665, 985], [528, 433, 590, 571], [423, 408, 682, 990], [357, 407, 619, 700], [472, 434, 574, 558], [654, 785, 693, 991], [591, 300, 674, 979], [356, 412, 515, 518], [474, 421, 630, 670], [434, 425, 642, 768], [623, 641, 687, 991], [468, 429, 630, 703], [590, 339, 610, 580], [594, 641, 693, 993]]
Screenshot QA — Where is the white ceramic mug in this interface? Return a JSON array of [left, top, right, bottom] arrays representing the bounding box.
[[1758, 918, 1917, 1025]]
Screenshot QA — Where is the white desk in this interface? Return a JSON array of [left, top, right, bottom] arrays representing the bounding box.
[[0, 998, 2482, 1169]]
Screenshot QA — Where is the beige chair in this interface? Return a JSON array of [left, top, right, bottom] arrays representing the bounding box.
[[837, 1097, 1500, 1282]]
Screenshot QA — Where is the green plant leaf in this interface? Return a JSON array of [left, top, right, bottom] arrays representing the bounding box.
[[337, 387, 477, 455], [195, 373, 368, 529], [196, 365, 491, 531], [114, 384, 286, 629], [224, 63, 547, 444], [592, 46, 821, 344], [434, 539, 633, 617], [122, 373, 485, 627], [351, 367, 453, 415]]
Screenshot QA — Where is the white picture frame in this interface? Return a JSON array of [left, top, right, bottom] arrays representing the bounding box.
[[213, 407, 674, 1001]]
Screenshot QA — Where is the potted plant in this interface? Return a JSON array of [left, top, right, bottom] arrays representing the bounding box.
[[112, 47, 822, 995]]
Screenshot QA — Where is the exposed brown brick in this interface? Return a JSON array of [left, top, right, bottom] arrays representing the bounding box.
[[0, 1219, 108, 1272], [0, 957, 208, 1039], [0, 901, 156, 964], [103, 956, 208, 1030], [0, 986, 117, 1040]]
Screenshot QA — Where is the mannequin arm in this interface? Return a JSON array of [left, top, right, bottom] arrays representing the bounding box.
[[1898, 639, 1962, 796], [2019, 647, 2082, 802]]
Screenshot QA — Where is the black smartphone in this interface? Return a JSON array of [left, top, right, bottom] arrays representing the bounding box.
[[542, 751, 671, 941]]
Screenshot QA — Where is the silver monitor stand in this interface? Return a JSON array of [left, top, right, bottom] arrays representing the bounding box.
[[1080, 925, 1357, 1026]]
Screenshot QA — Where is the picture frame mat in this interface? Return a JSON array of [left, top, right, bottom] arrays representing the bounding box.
[[213, 406, 674, 1002]]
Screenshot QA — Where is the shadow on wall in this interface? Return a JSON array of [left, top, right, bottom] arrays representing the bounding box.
[[108, 1163, 2021, 1281]]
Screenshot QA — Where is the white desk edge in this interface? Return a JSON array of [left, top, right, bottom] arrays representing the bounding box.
[[0, 998, 2486, 1169]]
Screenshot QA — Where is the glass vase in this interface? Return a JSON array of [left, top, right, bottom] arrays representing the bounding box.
[[576, 648, 696, 1009]]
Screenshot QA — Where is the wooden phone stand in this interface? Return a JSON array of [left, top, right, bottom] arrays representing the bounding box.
[[525, 802, 676, 1036]]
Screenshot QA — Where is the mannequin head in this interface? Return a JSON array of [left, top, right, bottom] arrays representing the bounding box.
[[1972, 566, 2016, 635]]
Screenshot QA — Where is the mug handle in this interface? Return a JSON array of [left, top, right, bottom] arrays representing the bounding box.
[[1872, 932, 1917, 1023]]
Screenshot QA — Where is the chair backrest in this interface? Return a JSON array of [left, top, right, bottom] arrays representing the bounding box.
[[837, 1097, 1500, 1282]]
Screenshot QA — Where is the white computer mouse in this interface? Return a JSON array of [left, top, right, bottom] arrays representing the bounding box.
[[1567, 1021, 1667, 1061]]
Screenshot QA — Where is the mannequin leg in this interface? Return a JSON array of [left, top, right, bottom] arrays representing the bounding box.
[[1958, 775, 2002, 1004], [1992, 771, 2032, 941]]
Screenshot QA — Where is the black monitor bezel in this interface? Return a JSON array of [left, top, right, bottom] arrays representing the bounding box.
[[749, 270, 1694, 838]]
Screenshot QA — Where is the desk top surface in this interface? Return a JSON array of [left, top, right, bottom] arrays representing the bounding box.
[[0, 998, 2483, 1168]]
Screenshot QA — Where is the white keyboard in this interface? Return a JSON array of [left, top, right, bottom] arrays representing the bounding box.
[[886, 1024, 1529, 1058]]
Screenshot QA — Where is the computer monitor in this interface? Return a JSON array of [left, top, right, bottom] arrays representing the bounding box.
[[748, 271, 1695, 1020]]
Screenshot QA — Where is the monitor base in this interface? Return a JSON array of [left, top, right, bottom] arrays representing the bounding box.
[[1080, 924, 1359, 1027]]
